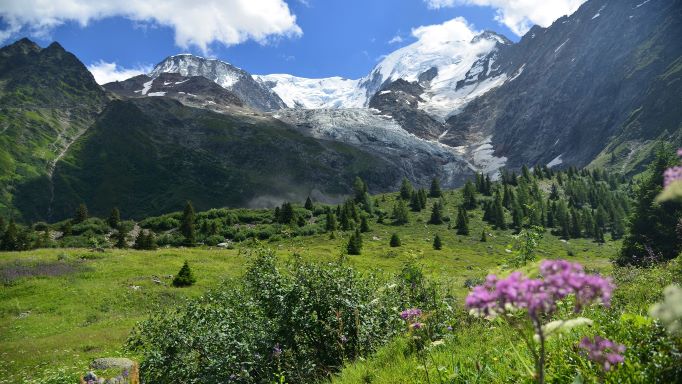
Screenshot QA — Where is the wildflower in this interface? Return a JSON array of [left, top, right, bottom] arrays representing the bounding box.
[[579, 336, 626, 371], [447, 326, 453, 331], [400, 308, 422, 320], [664, 166, 682, 187], [410, 322, 424, 329], [272, 344, 282, 358]]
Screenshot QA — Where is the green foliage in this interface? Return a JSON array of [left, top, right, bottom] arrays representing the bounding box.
[[399, 177, 413, 200], [347, 229, 363, 255], [433, 234, 442, 250], [462, 180, 477, 209], [304, 196, 314, 211], [360, 215, 370, 233], [107, 207, 120, 228], [392, 200, 409, 225], [74, 203, 88, 224], [133, 230, 157, 250], [456, 205, 469, 235], [429, 177, 442, 198], [617, 145, 682, 266], [390, 233, 401, 248], [171, 261, 196, 287], [428, 201, 444, 225], [180, 201, 196, 246], [128, 251, 439, 383]]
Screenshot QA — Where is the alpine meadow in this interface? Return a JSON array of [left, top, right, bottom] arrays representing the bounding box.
[[0, 0, 681, 383]]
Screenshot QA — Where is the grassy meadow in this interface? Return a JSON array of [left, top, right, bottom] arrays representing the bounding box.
[[0, 188, 622, 383]]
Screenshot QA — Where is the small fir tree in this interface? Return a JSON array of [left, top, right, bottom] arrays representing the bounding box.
[[456, 205, 469, 235], [428, 201, 444, 224], [392, 200, 410, 225], [75, 203, 88, 224], [433, 234, 442, 250], [429, 178, 442, 198], [172, 261, 196, 287], [390, 233, 401, 247], [108, 207, 121, 228], [304, 196, 314, 211], [400, 177, 413, 200], [347, 229, 363, 255], [360, 215, 370, 233]]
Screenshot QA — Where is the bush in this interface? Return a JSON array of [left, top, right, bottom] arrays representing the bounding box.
[[128, 250, 443, 384], [390, 233, 401, 247]]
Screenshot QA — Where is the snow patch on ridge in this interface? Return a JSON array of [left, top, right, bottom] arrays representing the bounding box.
[[548, 154, 564, 168]]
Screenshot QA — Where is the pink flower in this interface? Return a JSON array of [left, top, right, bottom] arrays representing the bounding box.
[[399, 308, 422, 320], [579, 336, 626, 371]]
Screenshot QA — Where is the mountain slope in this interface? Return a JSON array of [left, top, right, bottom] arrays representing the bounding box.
[[150, 54, 286, 111], [442, 0, 682, 171], [0, 38, 106, 218], [14, 98, 406, 220]]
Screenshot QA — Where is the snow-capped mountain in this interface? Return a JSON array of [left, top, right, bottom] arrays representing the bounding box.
[[254, 74, 364, 109], [149, 54, 286, 111], [256, 30, 510, 119]]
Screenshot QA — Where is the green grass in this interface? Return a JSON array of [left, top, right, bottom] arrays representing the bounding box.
[[0, 189, 619, 382]]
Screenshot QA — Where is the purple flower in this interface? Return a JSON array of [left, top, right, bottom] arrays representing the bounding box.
[[447, 326, 453, 331], [579, 336, 626, 371], [400, 308, 422, 320], [272, 343, 282, 358], [664, 166, 682, 187], [465, 260, 614, 320], [410, 322, 424, 329]]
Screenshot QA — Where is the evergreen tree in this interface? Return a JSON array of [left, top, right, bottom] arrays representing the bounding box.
[[390, 233, 401, 247], [522, 165, 532, 181], [428, 201, 444, 225], [304, 196, 314, 211], [512, 201, 523, 231], [462, 181, 477, 209], [172, 261, 196, 287], [279, 202, 295, 224], [410, 191, 422, 212], [484, 174, 492, 196], [570, 209, 582, 238], [392, 200, 410, 225], [594, 222, 605, 243], [115, 226, 128, 248], [339, 206, 352, 230], [325, 212, 338, 232], [360, 215, 370, 233], [549, 184, 560, 200], [433, 234, 442, 250], [418, 188, 428, 209], [74, 203, 88, 224], [347, 229, 363, 255], [353, 177, 367, 202], [180, 201, 196, 246], [456, 205, 469, 235], [62, 221, 72, 237], [610, 210, 625, 240], [400, 178, 413, 200], [0, 216, 5, 235], [480, 229, 487, 242], [617, 145, 682, 265], [493, 195, 507, 229], [429, 178, 442, 198], [1, 219, 18, 251], [108, 207, 121, 228]]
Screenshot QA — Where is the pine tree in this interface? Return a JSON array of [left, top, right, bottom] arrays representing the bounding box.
[[410, 191, 422, 212], [62, 221, 72, 237], [115, 226, 128, 248], [279, 202, 295, 224], [360, 215, 370, 232], [429, 178, 442, 198], [172, 261, 196, 287], [570, 209, 582, 238], [390, 233, 401, 247], [462, 181, 477, 209], [0, 216, 5, 235], [433, 234, 442, 250], [493, 195, 506, 230], [181, 201, 196, 246], [428, 201, 444, 225], [392, 200, 410, 225], [108, 207, 121, 228], [549, 184, 560, 200], [418, 189, 427, 209], [484, 174, 492, 196], [1, 219, 18, 251], [480, 229, 487, 242], [456, 205, 469, 235], [594, 222, 605, 243], [347, 229, 363, 255], [325, 212, 338, 232], [617, 145, 682, 265], [339, 206, 352, 230], [304, 196, 314, 211], [74, 203, 88, 224], [400, 177, 413, 200]]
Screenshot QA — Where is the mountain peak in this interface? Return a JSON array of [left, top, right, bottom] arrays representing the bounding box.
[[1, 37, 41, 56]]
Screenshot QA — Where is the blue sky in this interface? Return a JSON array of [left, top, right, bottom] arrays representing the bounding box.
[[0, 0, 584, 82]]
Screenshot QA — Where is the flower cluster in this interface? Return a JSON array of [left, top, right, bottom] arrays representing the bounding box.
[[400, 308, 422, 320], [578, 336, 626, 371], [663, 149, 682, 187], [465, 260, 614, 320]]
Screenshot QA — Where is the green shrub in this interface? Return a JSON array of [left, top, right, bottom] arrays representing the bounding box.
[[172, 261, 196, 287], [128, 250, 443, 383]]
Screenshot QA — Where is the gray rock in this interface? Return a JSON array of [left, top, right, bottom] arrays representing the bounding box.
[[90, 357, 135, 371]]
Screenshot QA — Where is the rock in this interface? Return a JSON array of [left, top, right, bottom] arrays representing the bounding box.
[[86, 358, 139, 384], [90, 358, 135, 371]]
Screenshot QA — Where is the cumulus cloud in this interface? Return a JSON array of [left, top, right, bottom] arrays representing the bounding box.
[[411, 17, 477, 47], [0, 0, 303, 52], [87, 61, 152, 84], [423, 0, 587, 36], [388, 35, 403, 44]]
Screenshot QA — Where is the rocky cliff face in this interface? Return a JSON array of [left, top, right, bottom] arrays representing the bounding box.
[[442, 0, 682, 171], [150, 54, 286, 111]]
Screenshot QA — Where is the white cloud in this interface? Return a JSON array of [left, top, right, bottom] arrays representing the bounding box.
[[0, 0, 303, 52], [388, 35, 403, 44], [87, 60, 152, 84], [411, 17, 477, 47], [423, 0, 587, 36]]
